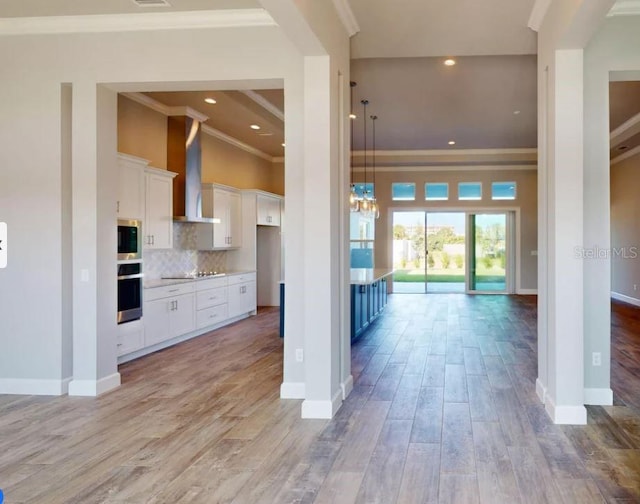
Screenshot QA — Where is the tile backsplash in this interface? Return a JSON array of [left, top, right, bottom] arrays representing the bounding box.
[[144, 223, 226, 278]]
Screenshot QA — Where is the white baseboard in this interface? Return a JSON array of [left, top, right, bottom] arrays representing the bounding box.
[[341, 375, 354, 400], [535, 378, 546, 403], [611, 291, 640, 307], [280, 381, 305, 399], [0, 378, 70, 396], [584, 387, 613, 405], [544, 394, 587, 425], [68, 372, 121, 397], [301, 389, 343, 419], [517, 289, 538, 295]]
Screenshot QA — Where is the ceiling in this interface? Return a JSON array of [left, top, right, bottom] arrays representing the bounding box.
[[4, 0, 638, 166]]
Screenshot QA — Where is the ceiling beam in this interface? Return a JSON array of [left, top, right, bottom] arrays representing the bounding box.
[[239, 90, 285, 122], [528, 0, 552, 32], [331, 0, 360, 37], [611, 143, 640, 165], [607, 0, 640, 16]]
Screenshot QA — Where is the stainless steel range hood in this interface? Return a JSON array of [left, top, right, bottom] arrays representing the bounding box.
[[168, 115, 219, 223]]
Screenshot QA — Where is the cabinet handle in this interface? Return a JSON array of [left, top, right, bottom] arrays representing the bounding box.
[[175, 300, 178, 310], [151, 235, 155, 245], [168, 289, 179, 293]]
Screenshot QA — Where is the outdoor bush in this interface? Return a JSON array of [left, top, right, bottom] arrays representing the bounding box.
[[441, 251, 451, 269], [454, 254, 463, 269]]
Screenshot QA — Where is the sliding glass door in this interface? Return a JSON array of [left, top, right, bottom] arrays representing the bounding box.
[[468, 213, 509, 293]]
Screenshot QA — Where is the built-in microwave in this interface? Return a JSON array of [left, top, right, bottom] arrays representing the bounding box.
[[117, 219, 142, 261]]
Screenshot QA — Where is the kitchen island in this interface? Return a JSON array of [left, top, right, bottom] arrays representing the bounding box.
[[351, 268, 393, 341]]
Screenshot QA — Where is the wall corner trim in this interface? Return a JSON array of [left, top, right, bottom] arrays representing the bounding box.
[[280, 381, 306, 399], [68, 373, 121, 397], [584, 388, 614, 405], [301, 390, 343, 419]]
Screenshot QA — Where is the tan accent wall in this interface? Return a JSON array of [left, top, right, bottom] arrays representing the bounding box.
[[354, 168, 538, 290], [117, 94, 284, 194], [611, 153, 640, 300], [117, 95, 167, 169], [201, 134, 283, 195]]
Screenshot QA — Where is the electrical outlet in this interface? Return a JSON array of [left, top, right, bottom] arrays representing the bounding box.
[[295, 349, 304, 362], [592, 352, 602, 367]]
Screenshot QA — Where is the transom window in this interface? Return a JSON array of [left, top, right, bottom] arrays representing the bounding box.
[[392, 183, 416, 201], [491, 181, 516, 200], [458, 182, 482, 201], [425, 182, 449, 201], [352, 183, 374, 199]]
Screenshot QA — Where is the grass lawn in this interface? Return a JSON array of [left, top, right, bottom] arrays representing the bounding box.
[[393, 268, 506, 283]]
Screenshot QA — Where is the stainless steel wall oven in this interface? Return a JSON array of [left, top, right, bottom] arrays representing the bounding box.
[[117, 262, 143, 324]]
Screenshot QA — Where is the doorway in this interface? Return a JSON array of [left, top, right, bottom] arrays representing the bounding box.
[[392, 210, 513, 294]]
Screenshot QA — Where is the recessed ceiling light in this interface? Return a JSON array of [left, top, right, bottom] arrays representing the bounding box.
[[513, 110, 521, 115], [250, 124, 261, 130], [448, 141, 456, 145], [204, 97, 217, 104], [444, 59, 456, 66], [282, 143, 286, 147]]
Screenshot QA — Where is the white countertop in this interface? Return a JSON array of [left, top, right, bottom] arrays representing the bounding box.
[[350, 268, 394, 285], [144, 270, 255, 289]]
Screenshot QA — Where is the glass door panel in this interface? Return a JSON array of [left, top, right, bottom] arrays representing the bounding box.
[[392, 211, 426, 293], [469, 213, 507, 292], [425, 212, 466, 293]]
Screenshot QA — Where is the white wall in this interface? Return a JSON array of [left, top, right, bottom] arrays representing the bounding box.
[[584, 15, 640, 400], [0, 25, 301, 394], [611, 151, 640, 303]]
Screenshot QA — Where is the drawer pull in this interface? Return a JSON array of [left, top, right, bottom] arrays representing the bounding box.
[[168, 289, 179, 293]]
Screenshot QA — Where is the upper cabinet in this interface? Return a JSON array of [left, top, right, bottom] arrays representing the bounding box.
[[144, 167, 177, 250], [256, 193, 282, 226], [197, 184, 242, 250], [117, 153, 146, 220]]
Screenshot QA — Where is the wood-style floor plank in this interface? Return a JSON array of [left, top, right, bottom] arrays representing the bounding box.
[[3, 298, 640, 503]]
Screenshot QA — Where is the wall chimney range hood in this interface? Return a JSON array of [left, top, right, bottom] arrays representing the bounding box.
[[168, 112, 220, 223]]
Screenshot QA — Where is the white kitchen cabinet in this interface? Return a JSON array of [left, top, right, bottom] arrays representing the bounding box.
[[197, 184, 242, 250], [195, 277, 229, 330], [117, 153, 146, 220], [256, 193, 281, 226], [144, 283, 195, 346], [144, 167, 177, 249], [116, 319, 145, 356], [227, 272, 257, 318]]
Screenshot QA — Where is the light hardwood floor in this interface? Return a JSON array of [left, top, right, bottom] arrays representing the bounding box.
[[1, 296, 640, 503]]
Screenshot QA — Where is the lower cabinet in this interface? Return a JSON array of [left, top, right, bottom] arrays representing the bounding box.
[[143, 283, 195, 347], [351, 276, 389, 342], [126, 272, 257, 362], [228, 272, 257, 319]]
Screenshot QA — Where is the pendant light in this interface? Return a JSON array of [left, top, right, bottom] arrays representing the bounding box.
[[360, 99, 370, 216], [370, 114, 380, 219], [349, 82, 360, 212]]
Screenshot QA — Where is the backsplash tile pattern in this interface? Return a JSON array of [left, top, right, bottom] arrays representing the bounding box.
[[144, 223, 226, 279]]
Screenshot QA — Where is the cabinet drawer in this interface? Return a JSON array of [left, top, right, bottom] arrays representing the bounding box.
[[196, 286, 228, 310], [196, 303, 228, 329], [117, 321, 145, 356], [145, 282, 195, 301], [196, 277, 227, 291], [227, 272, 256, 285]]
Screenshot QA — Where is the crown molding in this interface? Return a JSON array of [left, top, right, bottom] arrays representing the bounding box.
[[607, 0, 640, 16], [331, 0, 360, 37], [201, 124, 273, 162], [610, 110, 640, 147], [0, 8, 276, 35], [352, 148, 537, 157], [122, 92, 276, 162], [353, 164, 537, 173], [528, 0, 552, 32], [240, 90, 284, 122], [611, 143, 640, 165]]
